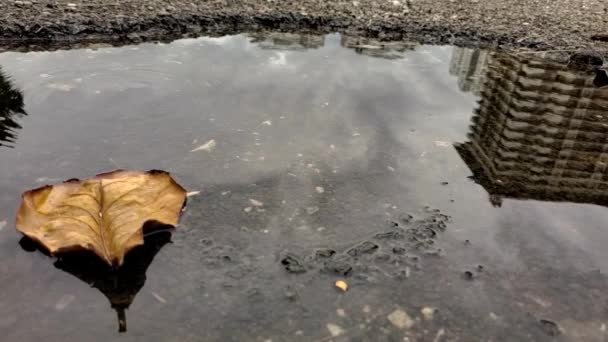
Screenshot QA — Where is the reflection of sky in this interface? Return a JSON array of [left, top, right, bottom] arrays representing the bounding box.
[[0, 34, 471, 186], [0, 35, 607, 268], [0, 36, 607, 341]]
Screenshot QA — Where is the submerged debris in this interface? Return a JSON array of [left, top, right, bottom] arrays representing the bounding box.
[[249, 199, 264, 207], [326, 323, 345, 337], [151, 292, 167, 304], [539, 319, 561, 336], [276, 207, 450, 280], [387, 308, 414, 329], [322, 258, 353, 276], [315, 248, 336, 259], [347, 241, 379, 257], [306, 206, 319, 215], [374, 230, 404, 240], [421, 307, 436, 320], [280, 253, 307, 274], [190, 139, 216, 152], [284, 285, 298, 301], [392, 246, 407, 255], [54, 294, 75, 311]]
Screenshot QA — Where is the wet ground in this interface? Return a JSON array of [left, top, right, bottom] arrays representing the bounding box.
[[1, 0, 608, 51], [0, 33, 607, 341]]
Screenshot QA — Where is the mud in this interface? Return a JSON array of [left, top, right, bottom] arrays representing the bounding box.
[[277, 208, 449, 278], [1, 0, 608, 52]]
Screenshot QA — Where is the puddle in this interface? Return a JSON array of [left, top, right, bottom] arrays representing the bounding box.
[[0, 33, 607, 341]]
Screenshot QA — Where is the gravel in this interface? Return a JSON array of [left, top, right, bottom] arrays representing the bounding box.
[[0, 0, 607, 51]]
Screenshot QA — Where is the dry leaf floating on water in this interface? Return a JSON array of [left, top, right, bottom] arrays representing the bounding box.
[[16, 169, 187, 267]]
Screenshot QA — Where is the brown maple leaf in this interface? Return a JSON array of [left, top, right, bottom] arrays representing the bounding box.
[[16, 170, 187, 267]]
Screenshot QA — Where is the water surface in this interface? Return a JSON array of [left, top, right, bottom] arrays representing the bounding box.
[[0, 34, 607, 341]]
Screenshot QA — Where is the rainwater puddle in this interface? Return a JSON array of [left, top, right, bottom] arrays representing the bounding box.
[[0, 33, 607, 341]]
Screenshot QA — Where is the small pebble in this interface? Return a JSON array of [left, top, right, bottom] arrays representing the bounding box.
[[249, 199, 264, 207], [306, 206, 319, 215], [151, 292, 167, 304], [54, 294, 75, 311], [285, 285, 298, 301], [336, 308, 346, 317], [464, 271, 474, 280], [421, 307, 435, 320], [326, 323, 345, 337], [387, 309, 414, 329], [335, 280, 348, 292]]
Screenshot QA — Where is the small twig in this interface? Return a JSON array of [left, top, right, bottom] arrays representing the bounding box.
[[108, 157, 120, 168]]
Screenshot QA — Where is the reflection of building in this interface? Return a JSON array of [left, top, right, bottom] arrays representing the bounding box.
[[340, 36, 416, 59], [0, 68, 26, 148], [449, 47, 489, 95], [455, 50, 608, 207], [248, 32, 325, 50]]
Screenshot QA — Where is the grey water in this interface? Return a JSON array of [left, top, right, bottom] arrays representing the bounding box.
[[0, 33, 607, 341]]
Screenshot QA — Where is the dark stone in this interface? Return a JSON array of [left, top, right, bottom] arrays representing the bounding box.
[[441, 181, 449, 185], [399, 213, 414, 224], [591, 33, 608, 42], [322, 259, 353, 276], [221, 255, 232, 262], [594, 69, 608, 87], [463, 271, 474, 280], [200, 238, 213, 247], [347, 241, 379, 257], [392, 246, 406, 255], [374, 253, 391, 262], [280, 253, 307, 274], [314, 248, 336, 259], [539, 319, 560, 336], [374, 230, 404, 240], [569, 50, 603, 67]]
